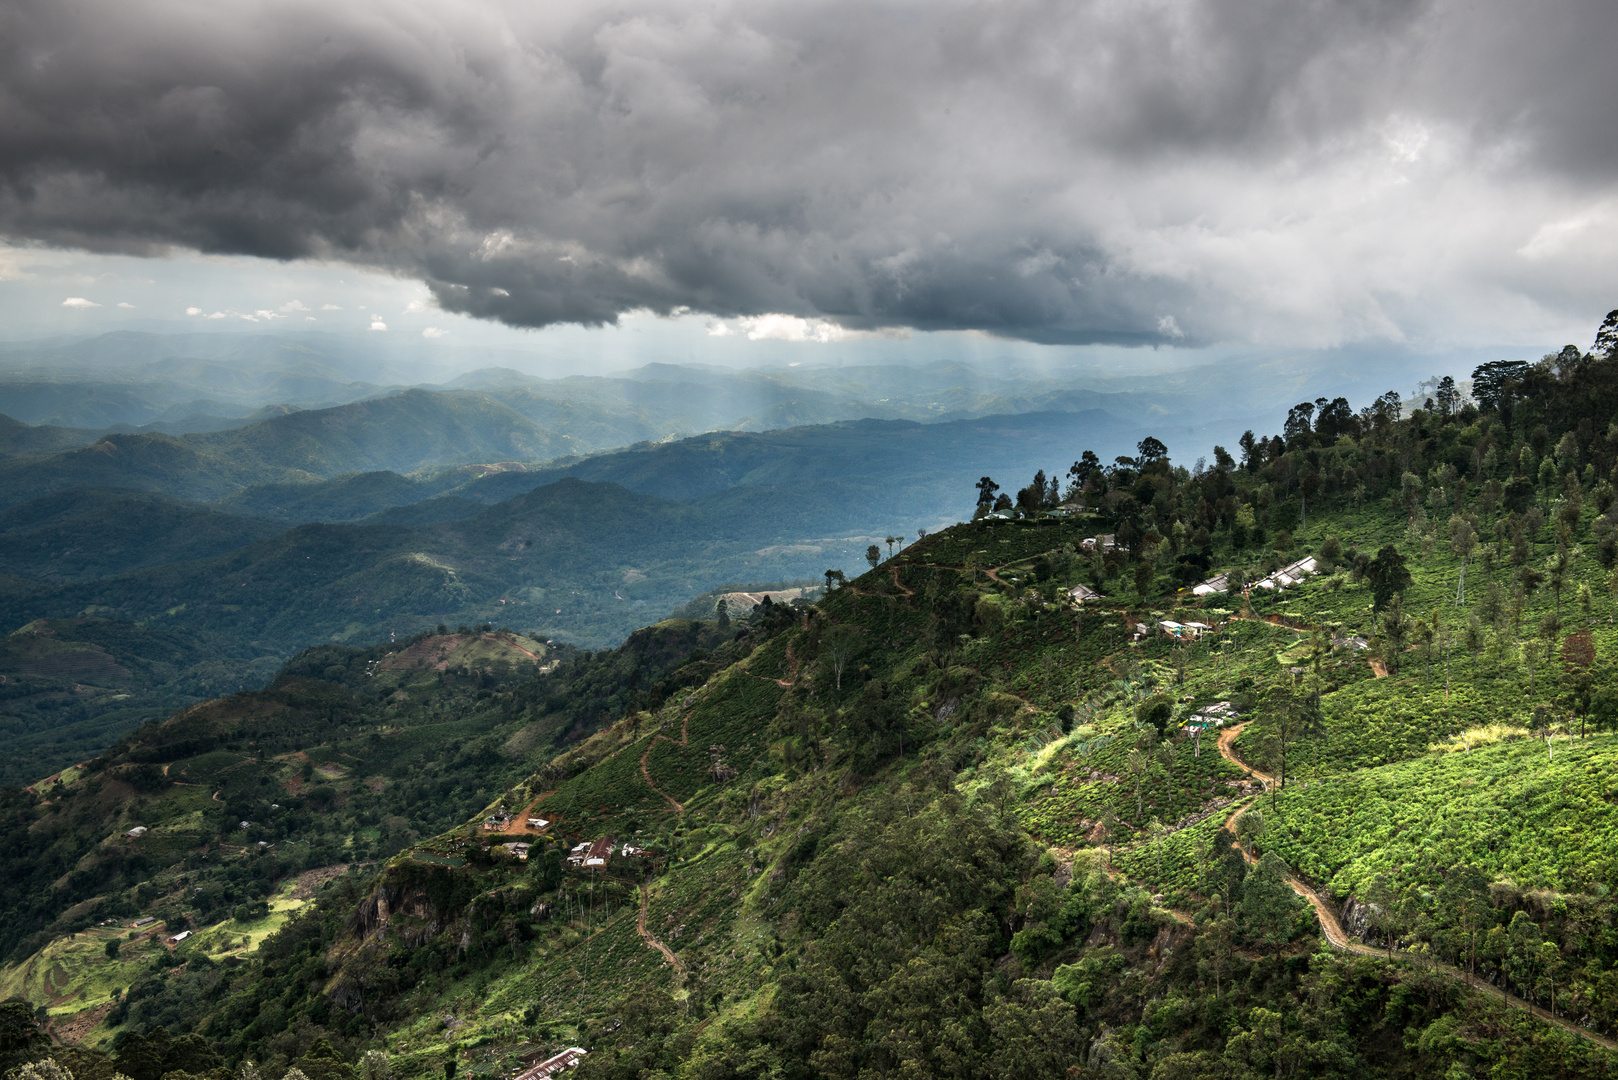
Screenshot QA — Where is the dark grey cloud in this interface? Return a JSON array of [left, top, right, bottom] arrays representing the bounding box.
[[1, 0, 1615, 345]]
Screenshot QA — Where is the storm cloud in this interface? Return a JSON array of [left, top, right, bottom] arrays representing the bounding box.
[[1, 0, 1615, 345]]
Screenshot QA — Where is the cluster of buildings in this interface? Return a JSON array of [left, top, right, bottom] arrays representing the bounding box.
[[564, 838, 648, 868], [512, 1047, 587, 1080], [485, 830, 651, 867], [1155, 619, 1212, 640], [481, 808, 551, 833], [1066, 541, 1323, 608], [1193, 556, 1320, 596], [1252, 555, 1320, 591], [1182, 701, 1241, 734]]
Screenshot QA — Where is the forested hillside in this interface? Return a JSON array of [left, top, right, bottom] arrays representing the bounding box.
[[5, 318, 1618, 1079]]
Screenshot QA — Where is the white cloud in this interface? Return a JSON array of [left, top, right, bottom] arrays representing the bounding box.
[[737, 315, 839, 342], [403, 297, 433, 314], [731, 314, 908, 343], [252, 309, 282, 320], [280, 299, 309, 312], [320, 303, 342, 310], [422, 326, 446, 338], [1156, 315, 1185, 339], [116, 301, 135, 309], [60, 297, 99, 308], [207, 311, 227, 319], [185, 306, 202, 315], [370, 318, 387, 330], [305, 315, 317, 321]]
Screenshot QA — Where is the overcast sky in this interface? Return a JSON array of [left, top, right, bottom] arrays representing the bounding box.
[[2, 0, 1615, 365]]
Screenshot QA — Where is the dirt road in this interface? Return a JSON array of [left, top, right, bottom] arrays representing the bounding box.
[[1216, 721, 1616, 1051], [637, 883, 682, 975], [638, 708, 693, 814]]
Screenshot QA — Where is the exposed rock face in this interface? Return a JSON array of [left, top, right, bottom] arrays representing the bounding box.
[[349, 869, 450, 945], [1340, 897, 1378, 940]]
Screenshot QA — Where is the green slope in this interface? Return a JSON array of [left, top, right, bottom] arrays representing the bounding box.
[[6, 330, 1618, 1079], [0, 617, 282, 787], [0, 414, 101, 458], [0, 489, 282, 581], [216, 472, 446, 524], [185, 389, 579, 479]]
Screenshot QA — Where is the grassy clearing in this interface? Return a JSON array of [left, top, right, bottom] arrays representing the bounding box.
[[0, 923, 167, 1016]]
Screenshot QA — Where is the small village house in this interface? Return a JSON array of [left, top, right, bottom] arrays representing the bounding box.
[[512, 1048, 587, 1080], [1253, 555, 1319, 591]]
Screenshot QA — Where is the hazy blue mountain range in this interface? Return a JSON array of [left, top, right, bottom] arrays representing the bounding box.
[[0, 330, 1495, 783], [0, 391, 570, 510], [0, 409, 1143, 661], [0, 328, 1476, 452]]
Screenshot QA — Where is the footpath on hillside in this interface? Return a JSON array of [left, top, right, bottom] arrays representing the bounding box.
[[1215, 723, 1616, 1052], [639, 709, 692, 814], [637, 882, 682, 977]]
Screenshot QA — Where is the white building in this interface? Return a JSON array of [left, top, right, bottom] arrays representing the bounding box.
[[513, 1048, 587, 1080], [1253, 556, 1319, 590]]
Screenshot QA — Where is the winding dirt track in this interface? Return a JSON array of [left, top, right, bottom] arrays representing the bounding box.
[[1216, 722, 1617, 1051], [484, 633, 545, 661], [843, 562, 920, 597], [498, 793, 557, 836], [637, 882, 682, 975], [746, 637, 807, 690], [639, 707, 694, 814], [930, 563, 1007, 586]]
